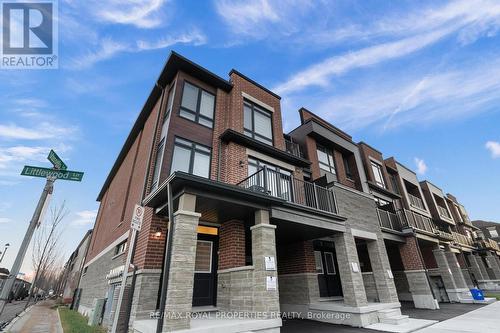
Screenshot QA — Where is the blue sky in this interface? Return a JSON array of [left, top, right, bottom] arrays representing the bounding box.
[[1, 0, 500, 275]]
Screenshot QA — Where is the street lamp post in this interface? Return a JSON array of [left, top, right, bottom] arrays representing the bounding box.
[[0, 243, 10, 263]]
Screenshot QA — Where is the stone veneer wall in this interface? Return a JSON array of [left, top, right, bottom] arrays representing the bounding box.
[[217, 267, 254, 312], [362, 272, 379, 302]]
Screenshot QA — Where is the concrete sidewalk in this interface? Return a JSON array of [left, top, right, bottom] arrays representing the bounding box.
[[415, 301, 500, 333], [5, 300, 63, 333]]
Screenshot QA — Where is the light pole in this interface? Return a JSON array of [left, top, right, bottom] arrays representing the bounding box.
[[0, 243, 10, 263]]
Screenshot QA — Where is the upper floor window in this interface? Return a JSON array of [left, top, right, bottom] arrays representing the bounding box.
[[317, 145, 336, 174], [371, 161, 386, 188], [151, 138, 165, 190], [115, 241, 127, 256], [180, 81, 215, 128], [243, 100, 273, 145], [389, 173, 400, 194], [343, 154, 353, 179], [170, 137, 211, 178]]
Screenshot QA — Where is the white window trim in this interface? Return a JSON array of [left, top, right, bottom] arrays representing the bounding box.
[[242, 92, 274, 112], [194, 240, 213, 274]]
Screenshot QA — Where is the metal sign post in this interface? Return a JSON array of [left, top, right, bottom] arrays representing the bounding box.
[[0, 150, 83, 318], [111, 204, 144, 333]]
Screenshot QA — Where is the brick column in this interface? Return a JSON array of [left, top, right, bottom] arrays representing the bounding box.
[[435, 248, 472, 302], [399, 237, 438, 309], [251, 210, 280, 315], [433, 248, 457, 290], [485, 252, 500, 279], [367, 239, 399, 303], [467, 254, 485, 281], [163, 194, 200, 332], [333, 231, 367, 307]]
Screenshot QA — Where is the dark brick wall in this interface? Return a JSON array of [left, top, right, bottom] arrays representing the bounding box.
[[218, 220, 246, 270]]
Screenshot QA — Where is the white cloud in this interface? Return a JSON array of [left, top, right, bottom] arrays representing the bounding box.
[[414, 158, 428, 175], [136, 29, 207, 50], [71, 210, 98, 226], [93, 0, 169, 28], [486, 141, 500, 158], [67, 38, 129, 70], [0, 122, 77, 140], [0, 144, 72, 170], [0, 217, 12, 224]]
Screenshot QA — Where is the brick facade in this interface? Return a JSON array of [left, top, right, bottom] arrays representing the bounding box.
[[399, 237, 425, 270], [218, 220, 246, 270], [277, 240, 316, 275]]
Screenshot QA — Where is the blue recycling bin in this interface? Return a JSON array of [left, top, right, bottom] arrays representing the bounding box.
[[470, 288, 484, 300]]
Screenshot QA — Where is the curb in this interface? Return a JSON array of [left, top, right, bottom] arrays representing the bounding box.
[[0, 304, 34, 332]]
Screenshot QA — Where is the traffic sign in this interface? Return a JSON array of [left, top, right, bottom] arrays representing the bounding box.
[[21, 165, 84, 182], [131, 204, 144, 231], [47, 150, 67, 170]]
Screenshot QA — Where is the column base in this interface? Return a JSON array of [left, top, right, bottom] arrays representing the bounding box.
[[445, 288, 473, 303], [411, 295, 440, 310]]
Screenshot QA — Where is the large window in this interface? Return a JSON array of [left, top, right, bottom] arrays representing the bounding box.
[[371, 161, 386, 188], [170, 137, 211, 178], [180, 81, 215, 128], [317, 145, 336, 174], [243, 100, 273, 145]]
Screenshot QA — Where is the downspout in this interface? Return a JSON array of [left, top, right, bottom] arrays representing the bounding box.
[[156, 182, 175, 333]]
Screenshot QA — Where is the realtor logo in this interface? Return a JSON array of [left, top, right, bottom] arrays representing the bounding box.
[[1, 1, 58, 69]]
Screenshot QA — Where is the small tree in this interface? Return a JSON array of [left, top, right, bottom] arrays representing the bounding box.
[[27, 202, 67, 305]]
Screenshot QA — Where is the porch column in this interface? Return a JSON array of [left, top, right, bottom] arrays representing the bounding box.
[[485, 252, 500, 279], [433, 248, 458, 291], [445, 251, 468, 289], [163, 194, 200, 332], [399, 237, 438, 309], [467, 254, 485, 281], [439, 248, 472, 302], [333, 231, 367, 307], [366, 239, 399, 303], [250, 210, 280, 314], [475, 254, 490, 280]]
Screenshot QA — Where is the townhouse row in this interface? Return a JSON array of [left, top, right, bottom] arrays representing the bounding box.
[[63, 52, 500, 333]]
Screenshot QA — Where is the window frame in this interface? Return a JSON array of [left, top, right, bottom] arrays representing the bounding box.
[[317, 144, 336, 174], [151, 138, 165, 191], [324, 252, 337, 275], [115, 241, 127, 256], [314, 251, 324, 274], [243, 100, 274, 145], [371, 160, 386, 188], [343, 154, 353, 180], [169, 137, 212, 178], [194, 240, 213, 274], [179, 80, 216, 128]]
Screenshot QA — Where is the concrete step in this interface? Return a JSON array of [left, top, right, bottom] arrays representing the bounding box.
[[377, 308, 402, 320], [366, 318, 437, 333], [380, 315, 410, 325], [473, 297, 496, 304]]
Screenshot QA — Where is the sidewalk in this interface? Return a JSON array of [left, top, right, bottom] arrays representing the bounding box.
[[416, 301, 500, 333], [6, 300, 63, 333]]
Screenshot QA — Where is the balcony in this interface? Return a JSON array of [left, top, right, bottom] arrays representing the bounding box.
[[437, 205, 451, 219], [401, 209, 435, 233], [408, 193, 426, 210], [238, 166, 337, 214], [435, 229, 455, 241], [284, 138, 302, 158], [376, 208, 403, 231], [479, 238, 500, 251], [452, 231, 474, 247]]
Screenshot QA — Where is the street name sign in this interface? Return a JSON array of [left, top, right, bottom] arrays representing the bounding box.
[[47, 150, 67, 170], [21, 165, 84, 182], [131, 204, 145, 231]]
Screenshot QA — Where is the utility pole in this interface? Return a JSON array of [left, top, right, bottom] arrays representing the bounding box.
[[0, 177, 54, 315]]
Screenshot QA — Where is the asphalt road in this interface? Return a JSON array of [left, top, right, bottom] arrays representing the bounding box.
[[0, 300, 29, 328]]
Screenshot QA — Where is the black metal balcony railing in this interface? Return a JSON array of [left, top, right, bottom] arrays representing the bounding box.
[[401, 209, 435, 233], [284, 139, 302, 158], [376, 208, 403, 231], [238, 166, 337, 214], [408, 193, 426, 210]]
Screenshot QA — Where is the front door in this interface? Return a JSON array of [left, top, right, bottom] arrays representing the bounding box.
[[192, 233, 218, 307], [314, 241, 343, 297]]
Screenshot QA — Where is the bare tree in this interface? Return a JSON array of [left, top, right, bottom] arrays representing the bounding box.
[[26, 202, 68, 307]]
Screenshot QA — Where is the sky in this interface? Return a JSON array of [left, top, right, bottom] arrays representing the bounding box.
[[1, 0, 500, 276]]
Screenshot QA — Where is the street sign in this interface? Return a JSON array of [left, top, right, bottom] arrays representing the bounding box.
[[47, 150, 67, 170], [21, 165, 84, 182], [131, 204, 145, 231]]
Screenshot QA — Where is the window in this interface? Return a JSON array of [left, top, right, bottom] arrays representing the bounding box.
[[194, 240, 213, 273], [115, 241, 127, 256], [343, 154, 353, 179], [151, 139, 165, 190], [371, 161, 386, 188], [314, 251, 324, 274], [317, 145, 336, 174], [324, 252, 336, 275], [243, 100, 273, 145], [390, 173, 400, 194], [179, 81, 215, 128], [170, 137, 211, 178]]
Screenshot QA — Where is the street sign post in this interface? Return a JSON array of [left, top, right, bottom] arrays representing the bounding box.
[[21, 165, 84, 182], [0, 151, 83, 318], [47, 150, 67, 170], [111, 204, 144, 333]]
